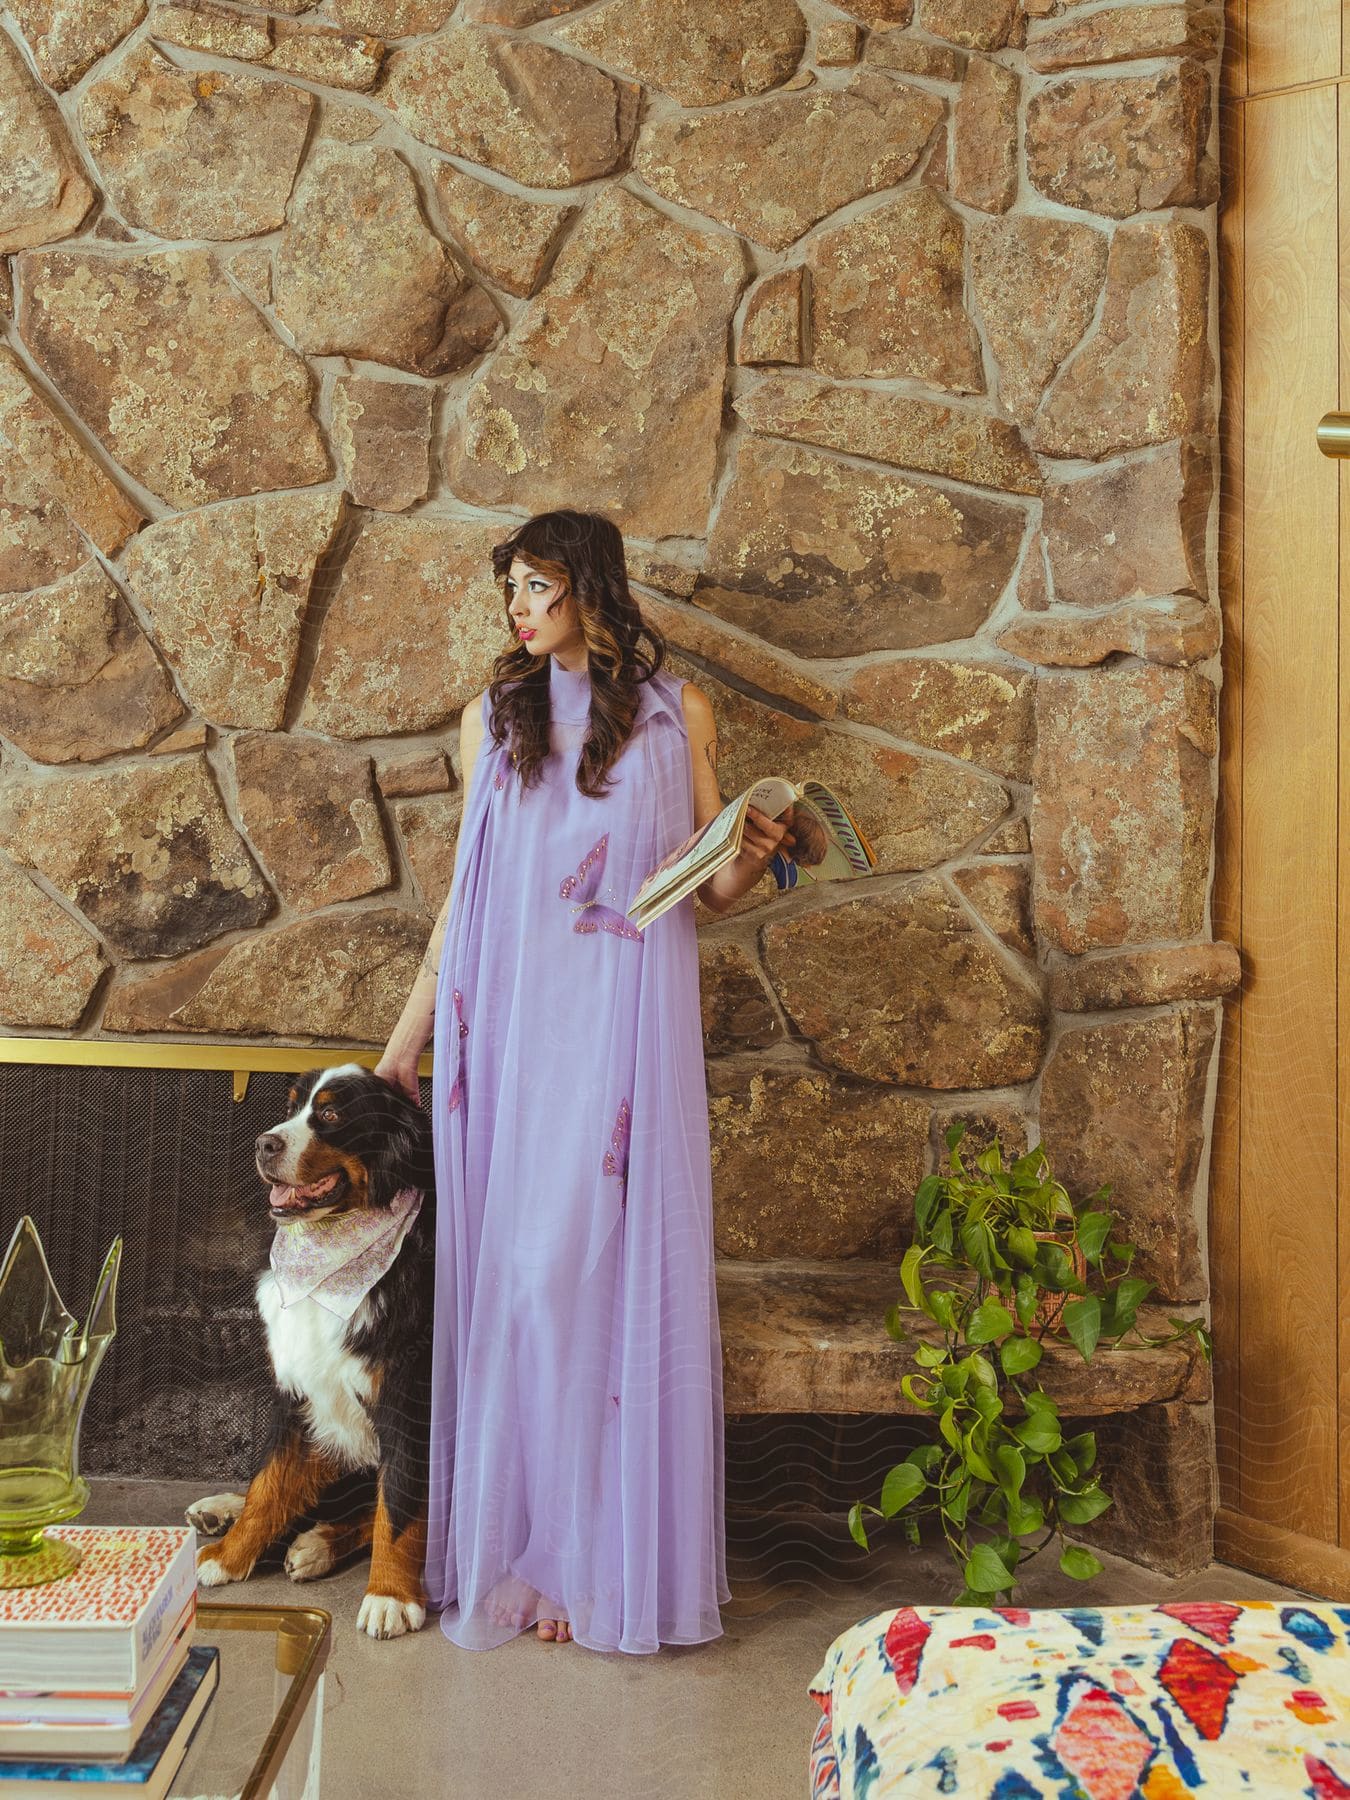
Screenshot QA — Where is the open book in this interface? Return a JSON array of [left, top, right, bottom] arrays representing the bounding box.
[[627, 777, 877, 930]]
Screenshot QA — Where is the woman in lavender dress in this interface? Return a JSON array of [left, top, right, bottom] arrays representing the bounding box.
[[376, 511, 794, 1653]]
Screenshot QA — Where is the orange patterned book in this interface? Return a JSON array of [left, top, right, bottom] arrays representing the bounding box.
[[0, 1528, 196, 1696]]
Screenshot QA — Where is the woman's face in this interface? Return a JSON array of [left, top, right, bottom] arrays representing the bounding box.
[[505, 557, 583, 660]]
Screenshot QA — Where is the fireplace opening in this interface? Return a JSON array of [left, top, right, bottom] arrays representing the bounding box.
[[0, 1061, 428, 1482]]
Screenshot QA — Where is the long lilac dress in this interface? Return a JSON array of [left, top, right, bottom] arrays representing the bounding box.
[[425, 652, 731, 1654]]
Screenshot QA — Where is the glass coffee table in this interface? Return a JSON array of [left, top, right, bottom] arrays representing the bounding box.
[[170, 1601, 331, 1800]]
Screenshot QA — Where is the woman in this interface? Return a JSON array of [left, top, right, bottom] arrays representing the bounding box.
[[375, 509, 793, 1653]]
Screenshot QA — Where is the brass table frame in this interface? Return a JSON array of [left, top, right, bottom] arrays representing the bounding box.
[[193, 1601, 332, 1800]]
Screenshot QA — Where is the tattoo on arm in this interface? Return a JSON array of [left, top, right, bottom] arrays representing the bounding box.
[[417, 874, 456, 983], [704, 736, 724, 806]]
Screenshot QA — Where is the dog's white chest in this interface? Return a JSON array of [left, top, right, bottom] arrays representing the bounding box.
[[257, 1274, 379, 1469]]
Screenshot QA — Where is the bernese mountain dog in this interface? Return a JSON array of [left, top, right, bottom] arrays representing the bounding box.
[[187, 1063, 434, 1640]]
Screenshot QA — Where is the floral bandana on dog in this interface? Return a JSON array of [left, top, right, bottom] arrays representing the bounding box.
[[269, 1188, 422, 1320]]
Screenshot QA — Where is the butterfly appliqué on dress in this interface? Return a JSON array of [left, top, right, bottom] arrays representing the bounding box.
[[447, 987, 469, 1113], [603, 1097, 632, 1414], [558, 833, 643, 941], [602, 1097, 631, 1211]]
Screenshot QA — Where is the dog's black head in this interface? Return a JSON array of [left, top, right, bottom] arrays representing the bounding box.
[[255, 1063, 432, 1224]]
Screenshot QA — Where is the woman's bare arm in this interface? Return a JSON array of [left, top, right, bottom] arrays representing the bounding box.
[[679, 682, 792, 916]]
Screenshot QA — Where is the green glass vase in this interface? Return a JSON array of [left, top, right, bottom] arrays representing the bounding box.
[[0, 1216, 121, 1587]]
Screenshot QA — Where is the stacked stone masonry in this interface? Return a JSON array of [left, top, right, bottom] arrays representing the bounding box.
[[0, 0, 1228, 1570]]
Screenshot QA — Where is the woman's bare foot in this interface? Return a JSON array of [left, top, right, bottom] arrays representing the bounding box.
[[484, 1576, 535, 1632], [486, 1602, 528, 1630], [537, 1617, 571, 1642]]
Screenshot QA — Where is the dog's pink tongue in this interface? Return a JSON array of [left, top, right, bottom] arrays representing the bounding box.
[[270, 1172, 340, 1212]]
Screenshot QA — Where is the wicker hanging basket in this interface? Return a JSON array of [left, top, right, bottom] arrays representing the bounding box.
[[1031, 1232, 1088, 1332]]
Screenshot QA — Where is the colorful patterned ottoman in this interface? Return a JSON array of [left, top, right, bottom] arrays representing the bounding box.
[[808, 1601, 1350, 1798]]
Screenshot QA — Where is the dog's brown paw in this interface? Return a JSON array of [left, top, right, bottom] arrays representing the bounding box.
[[186, 1493, 246, 1538], [356, 1593, 426, 1639]]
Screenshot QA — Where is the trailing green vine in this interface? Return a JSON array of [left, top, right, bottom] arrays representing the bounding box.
[[848, 1122, 1211, 1605]]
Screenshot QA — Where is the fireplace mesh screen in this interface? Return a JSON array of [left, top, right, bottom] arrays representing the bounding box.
[[0, 1060, 428, 1483], [0, 1059, 918, 1509]]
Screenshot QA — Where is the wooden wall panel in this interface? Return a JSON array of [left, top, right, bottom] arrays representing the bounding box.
[[1243, 0, 1339, 93], [1214, 94, 1244, 1510], [1224, 0, 1246, 99], [1340, 85, 1350, 1545], [1236, 84, 1340, 1541], [1217, 1509, 1350, 1597]]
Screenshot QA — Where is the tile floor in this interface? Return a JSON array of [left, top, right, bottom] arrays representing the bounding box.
[[86, 1479, 1309, 1800]]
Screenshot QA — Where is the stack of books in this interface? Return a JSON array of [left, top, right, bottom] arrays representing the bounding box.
[[0, 1526, 218, 1796]]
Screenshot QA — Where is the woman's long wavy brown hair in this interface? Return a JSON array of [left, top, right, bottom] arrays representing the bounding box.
[[483, 510, 668, 800]]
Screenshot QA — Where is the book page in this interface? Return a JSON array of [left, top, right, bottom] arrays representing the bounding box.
[[629, 790, 751, 912]]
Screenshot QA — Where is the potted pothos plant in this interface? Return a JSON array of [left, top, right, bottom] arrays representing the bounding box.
[[848, 1122, 1211, 1605]]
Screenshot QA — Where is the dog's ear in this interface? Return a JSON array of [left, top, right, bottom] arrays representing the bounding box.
[[366, 1083, 432, 1208]]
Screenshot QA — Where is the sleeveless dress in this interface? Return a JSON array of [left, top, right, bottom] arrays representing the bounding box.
[[425, 653, 731, 1654]]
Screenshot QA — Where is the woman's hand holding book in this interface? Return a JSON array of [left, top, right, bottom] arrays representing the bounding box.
[[731, 803, 796, 877]]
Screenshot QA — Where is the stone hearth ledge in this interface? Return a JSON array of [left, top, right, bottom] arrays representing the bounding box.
[[716, 1259, 1210, 1416]]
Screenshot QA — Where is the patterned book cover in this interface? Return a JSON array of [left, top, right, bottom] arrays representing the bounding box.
[[0, 1530, 192, 1629], [0, 1529, 196, 1694], [0, 1646, 218, 1788]]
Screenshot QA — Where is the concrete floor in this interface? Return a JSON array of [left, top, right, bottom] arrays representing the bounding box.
[[87, 1478, 1311, 1800]]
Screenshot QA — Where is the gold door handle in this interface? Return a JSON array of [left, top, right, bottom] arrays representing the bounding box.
[[1317, 413, 1350, 456]]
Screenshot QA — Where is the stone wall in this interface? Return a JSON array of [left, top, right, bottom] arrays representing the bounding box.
[[2, 1, 1231, 1345]]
